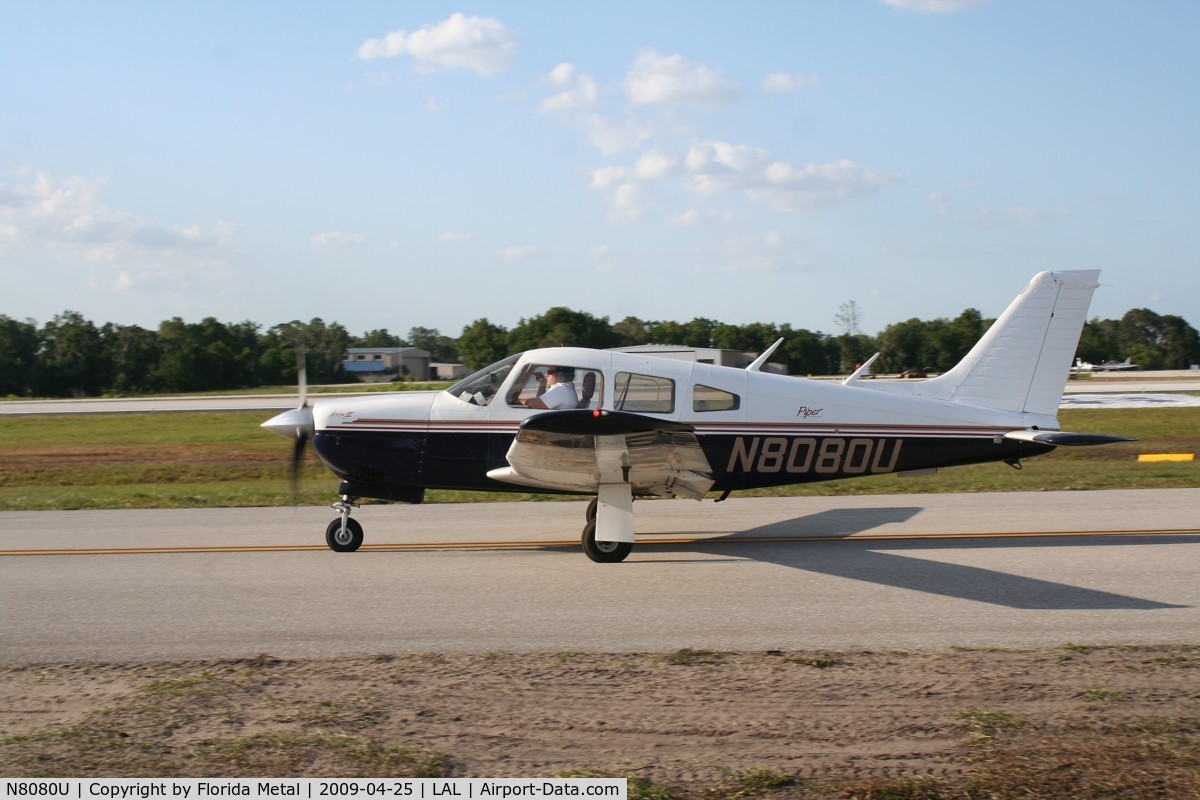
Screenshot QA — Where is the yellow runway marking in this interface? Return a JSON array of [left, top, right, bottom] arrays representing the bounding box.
[[1, 528, 1197, 557]]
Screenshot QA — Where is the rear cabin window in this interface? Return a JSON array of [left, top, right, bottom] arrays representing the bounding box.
[[614, 372, 674, 413], [693, 384, 740, 412]]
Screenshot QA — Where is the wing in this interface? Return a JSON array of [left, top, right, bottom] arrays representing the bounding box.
[[486, 409, 715, 501]]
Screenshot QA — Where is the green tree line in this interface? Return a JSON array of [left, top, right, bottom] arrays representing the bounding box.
[[2, 305, 1197, 399]]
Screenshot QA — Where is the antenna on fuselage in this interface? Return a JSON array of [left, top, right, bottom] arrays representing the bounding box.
[[841, 352, 880, 386], [746, 338, 784, 372]]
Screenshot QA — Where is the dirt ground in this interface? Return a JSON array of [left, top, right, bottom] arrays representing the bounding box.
[[2, 645, 1198, 798]]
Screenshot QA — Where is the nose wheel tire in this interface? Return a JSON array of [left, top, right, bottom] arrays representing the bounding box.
[[581, 519, 632, 563], [325, 517, 364, 552]]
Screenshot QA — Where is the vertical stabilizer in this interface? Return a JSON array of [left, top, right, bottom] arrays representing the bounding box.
[[926, 270, 1100, 417]]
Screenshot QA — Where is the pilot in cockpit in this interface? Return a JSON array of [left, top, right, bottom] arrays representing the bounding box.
[[514, 366, 577, 409]]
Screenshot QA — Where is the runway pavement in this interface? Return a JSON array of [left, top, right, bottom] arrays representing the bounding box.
[[1, 489, 1196, 663]]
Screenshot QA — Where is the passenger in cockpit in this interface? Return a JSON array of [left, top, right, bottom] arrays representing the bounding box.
[[576, 371, 596, 409]]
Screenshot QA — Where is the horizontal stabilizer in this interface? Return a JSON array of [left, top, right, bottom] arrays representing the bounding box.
[[1004, 430, 1137, 447]]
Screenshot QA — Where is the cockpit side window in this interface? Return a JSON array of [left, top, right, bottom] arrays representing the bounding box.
[[508, 364, 600, 410], [693, 384, 740, 412], [445, 354, 520, 406], [613, 372, 674, 413]]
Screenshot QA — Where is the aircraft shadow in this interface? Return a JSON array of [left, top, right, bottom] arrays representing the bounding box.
[[635, 507, 1191, 611]]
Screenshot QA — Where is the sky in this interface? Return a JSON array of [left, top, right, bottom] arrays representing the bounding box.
[[2, 0, 1198, 340]]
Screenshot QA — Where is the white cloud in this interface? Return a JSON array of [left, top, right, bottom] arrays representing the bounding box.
[[929, 191, 954, 216], [685, 141, 775, 189], [0, 171, 239, 299], [880, 0, 989, 12], [538, 62, 598, 112], [755, 158, 899, 210], [607, 180, 654, 223], [590, 166, 628, 191], [669, 208, 746, 227], [544, 62, 577, 89], [591, 140, 899, 221], [356, 13, 519, 77], [762, 72, 820, 93], [580, 113, 653, 155], [589, 167, 655, 223], [624, 49, 739, 108], [927, 189, 1066, 228], [672, 208, 702, 228], [632, 148, 681, 180], [928, 190, 995, 227], [685, 230, 810, 276], [310, 231, 365, 247], [0, 171, 235, 263], [685, 142, 900, 210], [499, 244, 544, 262]]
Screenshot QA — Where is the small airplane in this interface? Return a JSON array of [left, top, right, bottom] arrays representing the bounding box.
[[264, 269, 1133, 562], [1072, 357, 1137, 373]]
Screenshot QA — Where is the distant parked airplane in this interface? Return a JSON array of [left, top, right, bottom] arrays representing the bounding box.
[[1073, 357, 1137, 372]]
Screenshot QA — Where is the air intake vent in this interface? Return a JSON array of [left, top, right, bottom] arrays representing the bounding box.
[[354, 463, 387, 482]]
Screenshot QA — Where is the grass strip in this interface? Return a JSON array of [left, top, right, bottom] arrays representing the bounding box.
[[1, 408, 1196, 511]]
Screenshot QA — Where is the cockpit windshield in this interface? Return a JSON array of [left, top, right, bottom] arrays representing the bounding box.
[[445, 353, 521, 406]]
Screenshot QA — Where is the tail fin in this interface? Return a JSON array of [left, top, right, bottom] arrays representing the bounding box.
[[859, 270, 1101, 419], [926, 270, 1100, 416]]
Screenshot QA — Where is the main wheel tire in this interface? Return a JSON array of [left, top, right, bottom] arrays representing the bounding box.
[[585, 496, 598, 523], [581, 519, 632, 563], [325, 517, 364, 552]]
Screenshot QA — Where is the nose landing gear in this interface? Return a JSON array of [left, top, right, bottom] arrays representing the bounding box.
[[326, 496, 363, 552]]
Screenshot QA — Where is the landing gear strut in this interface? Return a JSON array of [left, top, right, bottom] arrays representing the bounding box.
[[326, 495, 363, 552]]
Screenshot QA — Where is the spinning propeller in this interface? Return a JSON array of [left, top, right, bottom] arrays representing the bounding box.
[[260, 350, 316, 499]]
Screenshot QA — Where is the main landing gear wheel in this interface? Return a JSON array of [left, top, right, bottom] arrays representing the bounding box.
[[585, 496, 598, 523], [325, 517, 364, 552], [581, 519, 632, 563]]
